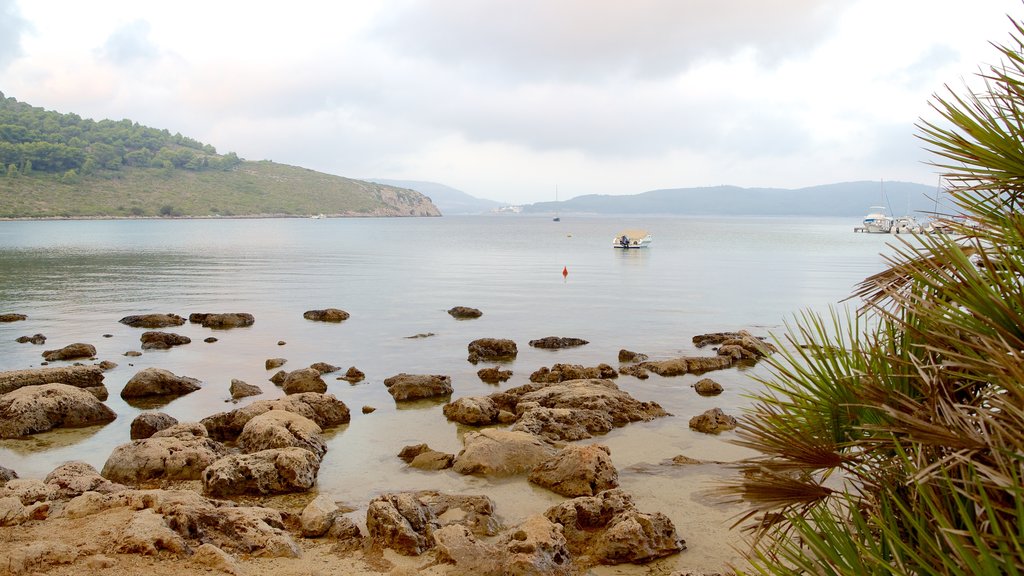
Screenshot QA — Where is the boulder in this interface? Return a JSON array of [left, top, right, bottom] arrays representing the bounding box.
[[362, 405, 376, 414], [201, 392, 350, 441], [443, 396, 499, 425], [716, 331, 778, 360], [139, 331, 191, 350], [102, 435, 228, 484], [281, 367, 327, 395], [447, 306, 482, 319], [0, 365, 105, 395], [338, 366, 365, 383], [15, 333, 46, 345], [688, 408, 738, 434], [120, 368, 201, 399], [41, 342, 96, 361], [303, 308, 350, 322], [0, 383, 116, 438], [501, 515, 573, 576], [269, 369, 289, 385], [641, 356, 734, 376], [529, 444, 619, 497], [693, 378, 724, 396], [0, 313, 27, 322], [229, 378, 263, 399], [151, 422, 209, 439], [515, 379, 668, 428], [237, 410, 326, 459], [0, 465, 16, 485], [300, 494, 340, 537], [204, 337, 218, 343], [618, 349, 648, 363], [452, 429, 557, 477], [544, 488, 685, 566], [265, 357, 287, 370], [43, 461, 124, 500], [192, 544, 243, 575], [98, 360, 117, 370], [512, 407, 614, 442], [114, 508, 188, 555], [310, 362, 339, 374], [119, 313, 186, 328], [528, 336, 589, 349], [530, 363, 617, 383], [398, 443, 455, 470], [202, 447, 321, 496], [692, 331, 745, 347], [477, 367, 512, 384], [189, 312, 255, 329], [367, 491, 499, 556], [130, 412, 178, 439], [124, 350, 142, 357], [398, 443, 432, 463], [384, 373, 452, 401], [467, 338, 518, 364], [619, 364, 649, 379]]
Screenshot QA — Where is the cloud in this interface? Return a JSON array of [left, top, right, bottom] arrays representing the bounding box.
[[0, 0, 29, 70], [97, 19, 159, 66]]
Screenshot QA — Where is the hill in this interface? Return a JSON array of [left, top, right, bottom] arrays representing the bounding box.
[[523, 181, 944, 217], [0, 93, 439, 218], [368, 179, 504, 215]]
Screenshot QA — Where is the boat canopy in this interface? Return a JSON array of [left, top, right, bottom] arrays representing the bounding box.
[[615, 229, 649, 239]]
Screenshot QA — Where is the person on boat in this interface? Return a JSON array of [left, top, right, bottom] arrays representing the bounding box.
[[620, 235, 630, 247]]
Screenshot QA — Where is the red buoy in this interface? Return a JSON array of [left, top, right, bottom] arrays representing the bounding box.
[[562, 266, 568, 278]]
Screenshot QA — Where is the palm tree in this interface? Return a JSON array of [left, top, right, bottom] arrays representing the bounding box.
[[718, 15, 1024, 576]]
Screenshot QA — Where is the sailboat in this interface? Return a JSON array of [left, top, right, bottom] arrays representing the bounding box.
[[552, 185, 560, 222]]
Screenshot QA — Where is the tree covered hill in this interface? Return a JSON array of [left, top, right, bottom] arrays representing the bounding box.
[[0, 93, 439, 218]]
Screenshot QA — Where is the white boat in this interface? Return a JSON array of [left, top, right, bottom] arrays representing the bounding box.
[[890, 215, 924, 234], [613, 230, 652, 249], [859, 206, 893, 233]]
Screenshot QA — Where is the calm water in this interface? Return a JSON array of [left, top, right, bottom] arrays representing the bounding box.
[[0, 215, 896, 572]]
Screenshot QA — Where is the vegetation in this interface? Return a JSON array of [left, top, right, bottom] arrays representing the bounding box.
[[719, 15, 1024, 575]]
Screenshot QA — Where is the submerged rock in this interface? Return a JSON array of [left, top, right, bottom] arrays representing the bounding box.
[[189, 312, 255, 329], [265, 357, 287, 370], [384, 373, 452, 401], [338, 366, 365, 383], [689, 408, 738, 434], [303, 308, 350, 322], [693, 378, 724, 396], [528, 336, 589, 349], [15, 333, 46, 345], [41, 343, 96, 362], [309, 362, 339, 374], [0, 313, 27, 322], [448, 306, 482, 319], [618, 349, 648, 363], [467, 338, 518, 364], [529, 363, 617, 383], [641, 356, 734, 376], [139, 331, 191, 350], [281, 367, 327, 395], [477, 367, 512, 384], [118, 313, 185, 328]]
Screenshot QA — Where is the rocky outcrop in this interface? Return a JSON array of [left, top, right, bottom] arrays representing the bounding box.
[[477, 367, 512, 383], [229, 378, 262, 399], [641, 356, 734, 376], [201, 392, 350, 441], [467, 338, 518, 364], [15, 333, 46, 345], [0, 313, 27, 322], [545, 488, 685, 566], [516, 379, 668, 428], [119, 314, 185, 328], [452, 429, 558, 477], [0, 365, 105, 395], [366, 491, 499, 556], [139, 331, 190, 350], [384, 373, 452, 401], [693, 330, 778, 360], [41, 343, 96, 361], [281, 367, 327, 395], [237, 410, 326, 459], [101, 435, 229, 484], [303, 308, 350, 322], [188, 312, 255, 329], [120, 368, 201, 399], [528, 336, 589, 349], [433, 515, 573, 576], [129, 412, 178, 440], [202, 447, 321, 496], [529, 444, 618, 497], [693, 378, 724, 396], [689, 408, 738, 434], [309, 362, 339, 374], [265, 357, 287, 370], [619, 364, 650, 379], [448, 306, 482, 319], [529, 363, 617, 383], [618, 349, 648, 363], [0, 383, 116, 438]]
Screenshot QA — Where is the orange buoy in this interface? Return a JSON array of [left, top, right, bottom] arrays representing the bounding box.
[[562, 266, 568, 278]]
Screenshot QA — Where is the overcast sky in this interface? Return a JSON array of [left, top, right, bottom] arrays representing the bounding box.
[[0, 1, 1020, 204]]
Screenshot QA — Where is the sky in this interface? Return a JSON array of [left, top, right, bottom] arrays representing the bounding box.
[[0, 0, 1021, 204]]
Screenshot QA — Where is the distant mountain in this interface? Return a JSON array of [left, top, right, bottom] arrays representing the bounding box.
[[368, 179, 504, 215], [523, 181, 945, 217]]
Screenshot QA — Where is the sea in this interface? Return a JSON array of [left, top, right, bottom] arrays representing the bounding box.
[[0, 215, 898, 573]]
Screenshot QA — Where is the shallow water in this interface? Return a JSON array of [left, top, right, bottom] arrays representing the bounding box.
[[0, 215, 897, 572]]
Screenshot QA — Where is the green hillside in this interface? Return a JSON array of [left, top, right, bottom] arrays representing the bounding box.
[[0, 93, 439, 218]]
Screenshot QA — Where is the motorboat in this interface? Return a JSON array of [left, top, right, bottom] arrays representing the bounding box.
[[613, 230, 652, 249], [890, 215, 924, 234], [859, 206, 893, 233]]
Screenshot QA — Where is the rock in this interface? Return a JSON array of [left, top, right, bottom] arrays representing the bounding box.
[[338, 366, 365, 383], [443, 396, 499, 425], [0, 313, 27, 322], [269, 369, 289, 385], [452, 429, 557, 477], [44, 461, 124, 499], [97, 360, 117, 370], [619, 364, 649, 379], [277, 340, 286, 345], [406, 332, 436, 339], [447, 306, 482, 319], [230, 378, 263, 399], [124, 350, 142, 357], [300, 494, 340, 537], [0, 383, 116, 438], [693, 378, 724, 396], [477, 367, 512, 384], [467, 338, 518, 364], [688, 408, 738, 434], [515, 379, 668, 428], [114, 508, 188, 555], [641, 356, 734, 376], [189, 312, 255, 329], [120, 367, 201, 399], [398, 444, 431, 463], [130, 412, 178, 439], [310, 362, 340, 374], [0, 365, 105, 395], [203, 447, 321, 496], [693, 331, 745, 347], [15, 333, 46, 345], [238, 410, 326, 458], [282, 367, 327, 395], [362, 405, 375, 414], [0, 465, 17, 485], [0, 541, 78, 573], [192, 543, 243, 575], [530, 363, 617, 383], [102, 435, 228, 483], [500, 515, 573, 576], [119, 313, 186, 328], [204, 337, 218, 343], [303, 308, 350, 322], [545, 488, 685, 566], [715, 331, 778, 360], [367, 491, 499, 556], [41, 342, 96, 361], [410, 450, 455, 470], [0, 495, 45, 526], [512, 407, 614, 442], [529, 444, 618, 497], [432, 524, 502, 575], [618, 349, 649, 363], [529, 336, 589, 349], [139, 331, 191, 350], [151, 422, 209, 439], [201, 392, 350, 441], [265, 357, 287, 370], [384, 373, 452, 401]]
